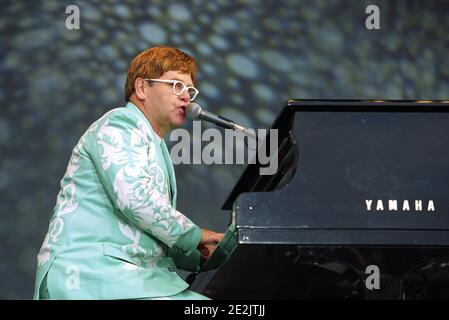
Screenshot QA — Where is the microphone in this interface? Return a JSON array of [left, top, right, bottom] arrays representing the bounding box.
[[186, 103, 256, 139]]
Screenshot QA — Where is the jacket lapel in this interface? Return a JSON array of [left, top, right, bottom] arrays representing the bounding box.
[[160, 140, 177, 208], [126, 102, 177, 208]]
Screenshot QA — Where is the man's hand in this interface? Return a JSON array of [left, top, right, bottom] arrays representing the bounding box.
[[198, 243, 218, 261], [198, 228, 224, 262], [199, 228, 224, 245]]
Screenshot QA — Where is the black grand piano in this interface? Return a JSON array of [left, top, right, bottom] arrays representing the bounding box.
[[189, 100, 449, 299]]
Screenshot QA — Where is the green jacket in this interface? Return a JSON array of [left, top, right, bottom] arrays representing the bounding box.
[[34, 102, 202, 299]]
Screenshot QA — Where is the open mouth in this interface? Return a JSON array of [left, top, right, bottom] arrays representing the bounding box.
[[180, 106, 186, 115]]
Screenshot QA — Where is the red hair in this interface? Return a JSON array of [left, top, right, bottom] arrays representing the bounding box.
[[124, 46, 197, 101]]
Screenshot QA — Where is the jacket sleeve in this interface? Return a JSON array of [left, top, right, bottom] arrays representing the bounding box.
[[167, 247, 202, 272], [86, 111, 201, 252]]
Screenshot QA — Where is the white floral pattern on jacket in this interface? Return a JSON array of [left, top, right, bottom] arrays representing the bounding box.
[[96, 116, 195, 247], [37, 122, 98, 266]]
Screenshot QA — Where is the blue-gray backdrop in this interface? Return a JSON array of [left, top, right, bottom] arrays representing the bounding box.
[[1, 0, 448, 299]]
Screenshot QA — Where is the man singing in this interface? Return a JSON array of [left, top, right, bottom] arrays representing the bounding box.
[[34, 46, 224, 300]]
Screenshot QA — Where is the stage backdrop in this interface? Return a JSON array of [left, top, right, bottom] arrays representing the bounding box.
[[1, 0, 448, 298]]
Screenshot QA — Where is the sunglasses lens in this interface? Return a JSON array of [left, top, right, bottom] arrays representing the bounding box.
[[173, 81, 185, 95]]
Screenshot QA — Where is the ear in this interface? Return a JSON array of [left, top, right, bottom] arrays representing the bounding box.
[[134, 78, 146, 100]]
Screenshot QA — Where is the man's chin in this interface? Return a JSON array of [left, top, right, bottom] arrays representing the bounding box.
[[172, 117, 186, 128]]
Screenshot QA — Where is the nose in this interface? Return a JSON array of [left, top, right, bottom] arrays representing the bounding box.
[[179, 89, 190, 102]]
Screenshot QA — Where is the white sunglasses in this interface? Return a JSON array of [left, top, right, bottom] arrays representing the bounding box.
[[144, 79, 199, 101]]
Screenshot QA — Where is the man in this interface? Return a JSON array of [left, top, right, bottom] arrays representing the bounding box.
[[34, 46, 224, 300]]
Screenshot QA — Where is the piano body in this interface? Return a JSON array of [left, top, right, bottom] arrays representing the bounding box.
[[189, 100, 449, 299]]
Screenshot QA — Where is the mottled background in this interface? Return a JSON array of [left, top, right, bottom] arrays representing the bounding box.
[[1, 0, 448, 299]]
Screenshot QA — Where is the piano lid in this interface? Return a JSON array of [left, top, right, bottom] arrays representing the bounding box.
[[222, 99, 449, 210], [221, 99, 449, 245]]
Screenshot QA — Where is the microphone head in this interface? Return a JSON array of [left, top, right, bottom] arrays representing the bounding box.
[[186, 102, 201, 119]]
